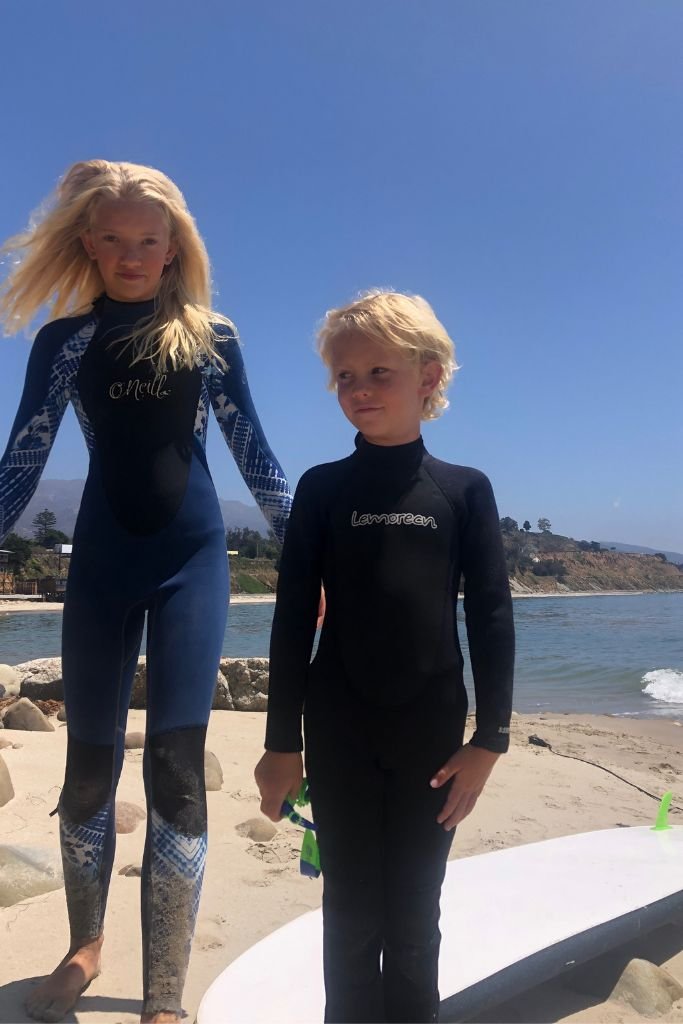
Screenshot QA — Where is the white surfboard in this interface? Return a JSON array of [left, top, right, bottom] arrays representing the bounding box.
[[197, 826, 683, 1024]]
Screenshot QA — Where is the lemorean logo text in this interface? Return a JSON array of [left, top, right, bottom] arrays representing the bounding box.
[[351, 511, 437, 529]]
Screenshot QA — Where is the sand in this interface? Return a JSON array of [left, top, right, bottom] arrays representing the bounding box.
[[0, 710, 682, 1023]]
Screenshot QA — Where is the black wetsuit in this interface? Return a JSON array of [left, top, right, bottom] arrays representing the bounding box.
[[266, 434, 514, 1023]]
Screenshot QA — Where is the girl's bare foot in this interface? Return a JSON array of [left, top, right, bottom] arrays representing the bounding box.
[[25, 935, 103, 1023]]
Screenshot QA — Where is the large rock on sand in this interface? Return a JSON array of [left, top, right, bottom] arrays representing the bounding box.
[[0, 664, 21, 697], [221, 658, 269, 711], [611, 958, 683, 1015], [2, 698, 54, 732], [0, 845, 64, 907], [0, 754, 14, 808], [205, 749, 223, 791], [15, 658, 63, 701], [115, 801, 146, 834]]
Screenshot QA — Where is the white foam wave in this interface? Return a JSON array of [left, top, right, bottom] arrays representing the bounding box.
[[642, 668, 683, 706]]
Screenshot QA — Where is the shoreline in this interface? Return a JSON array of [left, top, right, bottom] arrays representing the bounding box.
[[1, 589, 681, 615]]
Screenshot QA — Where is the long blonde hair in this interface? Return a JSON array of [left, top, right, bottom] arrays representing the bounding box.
[[317, 290, 458, 420], [0, 160, 234, 369]]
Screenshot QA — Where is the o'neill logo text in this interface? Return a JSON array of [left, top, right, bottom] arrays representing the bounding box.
[[351, 511, 437, 529]]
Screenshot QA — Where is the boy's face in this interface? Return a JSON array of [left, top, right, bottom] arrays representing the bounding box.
[[329, 333, 441, 446]]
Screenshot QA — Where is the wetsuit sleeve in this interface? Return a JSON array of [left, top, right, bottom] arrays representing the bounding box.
[[265, 469, 325, 752], [208, 329, 292, 544], [0, 326, 72, 543], [460, 471, 515, 754]]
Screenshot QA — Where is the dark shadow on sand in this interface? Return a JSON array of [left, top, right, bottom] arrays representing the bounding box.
[[0, 977, 141, 1023]]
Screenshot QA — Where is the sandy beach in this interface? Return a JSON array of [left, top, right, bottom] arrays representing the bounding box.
[[0, 594, 277, 614], [1, 710, 682, 1023], [1, 591, 679, 615]]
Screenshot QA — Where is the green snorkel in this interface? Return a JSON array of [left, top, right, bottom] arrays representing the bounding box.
[[281, 780, 321, 878]]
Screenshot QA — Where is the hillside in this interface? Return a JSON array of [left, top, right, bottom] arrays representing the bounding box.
[[502, 527, 683, 594]]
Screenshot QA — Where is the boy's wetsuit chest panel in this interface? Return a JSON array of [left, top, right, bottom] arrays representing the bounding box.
[[77, 298, 202, 535], [315, 439, 463, 704]]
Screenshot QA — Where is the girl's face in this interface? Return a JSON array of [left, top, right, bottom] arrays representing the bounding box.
[[81, 199, 177, 302], [330, 332, 441, 446]]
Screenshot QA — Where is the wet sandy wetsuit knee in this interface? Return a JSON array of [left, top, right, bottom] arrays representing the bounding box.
[[266, 435, 514, 1022], [0, 296, 292, 1016]]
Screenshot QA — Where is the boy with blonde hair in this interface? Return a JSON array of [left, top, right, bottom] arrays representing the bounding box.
[[256, 291, 514, 1023]]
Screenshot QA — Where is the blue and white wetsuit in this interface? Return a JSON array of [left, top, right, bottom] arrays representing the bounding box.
[[0, 296, 292, 1017]]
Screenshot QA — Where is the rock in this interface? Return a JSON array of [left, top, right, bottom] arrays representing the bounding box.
[[212, 670, 234, 711], [57, 706, 67, 722], [610, 958, 683, 1015], [15, 658, 63, 701], [129, 660, 147, 709], [118, 863, 142, 877], [0, 664, 21, 697], [221, 659, 269, 711], [0, 845, 64, 907], [115, 801, 146, 834], [124, 731, 145, 749], [0, 754, 14, 808], [205, 749, 223, 791], [236, 817, 277, 842], [2, 698, 55, 732]]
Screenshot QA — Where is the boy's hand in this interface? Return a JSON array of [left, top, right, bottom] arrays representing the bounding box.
[[430, 743, 500, 831], [254, 751, 304, 822]]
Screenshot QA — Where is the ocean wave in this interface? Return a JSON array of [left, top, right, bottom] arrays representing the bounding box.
[[642, 668, 683, 706]]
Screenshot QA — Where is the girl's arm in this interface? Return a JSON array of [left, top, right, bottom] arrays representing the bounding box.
[[264, 468, 324, 752], [461, 470, 515, 754], [207, 327, 292, 543], [0, 324, 76, 543]]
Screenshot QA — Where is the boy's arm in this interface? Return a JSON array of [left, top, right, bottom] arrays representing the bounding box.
[[207, 327, 292, 544], [461, 470, 515, 754], [264, 469, 325, 752], [0, 325, 74, 543]]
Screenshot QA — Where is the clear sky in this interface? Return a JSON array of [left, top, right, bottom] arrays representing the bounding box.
[[1, 0, 681, 550]]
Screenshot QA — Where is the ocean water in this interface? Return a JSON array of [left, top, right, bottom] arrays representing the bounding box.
[[1, 592, 682, 718]]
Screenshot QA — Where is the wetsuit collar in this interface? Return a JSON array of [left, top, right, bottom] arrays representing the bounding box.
[[354, 433, 425, 469], [94, 293, 157, 326]]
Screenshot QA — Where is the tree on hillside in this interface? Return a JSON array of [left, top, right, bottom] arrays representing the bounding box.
[[41, 528, 72, 549], [522, 520, 531, 532], [537, 517, 552, 533], [226, 527, 281, 560], [499, 517, 519, 535], [32, 508, 57, 545], [2, 533, 32, 573]]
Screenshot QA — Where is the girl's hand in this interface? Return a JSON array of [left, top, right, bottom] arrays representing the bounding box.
[[254, 751, 304, 821], [317, 586, 326, 630], [430, 744, 500, 831]]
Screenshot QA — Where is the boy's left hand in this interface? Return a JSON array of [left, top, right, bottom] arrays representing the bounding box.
[[430, 743, 501, 831]]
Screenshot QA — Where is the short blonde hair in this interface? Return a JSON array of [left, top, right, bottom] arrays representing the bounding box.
[[317, 290, 458, 419], [0, 159, 234, 370]]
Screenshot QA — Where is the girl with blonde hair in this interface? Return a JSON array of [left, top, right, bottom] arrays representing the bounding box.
[[0, 160, 292, 1023]]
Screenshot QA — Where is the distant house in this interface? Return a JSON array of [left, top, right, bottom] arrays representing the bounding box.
[[53, 544, 73, 555], [227, 550, 239, 556], [0, 550, 10, 570]]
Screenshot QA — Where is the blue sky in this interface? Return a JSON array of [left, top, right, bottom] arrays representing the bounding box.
[[1, 0, 681, 550]]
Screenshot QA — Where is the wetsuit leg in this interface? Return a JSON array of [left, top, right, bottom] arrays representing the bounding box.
[[304, 696, 386, 1024], [140, 544, 228, 1018], [60, 587, 145, 945], [378, 701, 466, 1023]]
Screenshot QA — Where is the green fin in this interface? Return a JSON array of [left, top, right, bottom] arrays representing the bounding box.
[[652, 791, 673, 831]]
